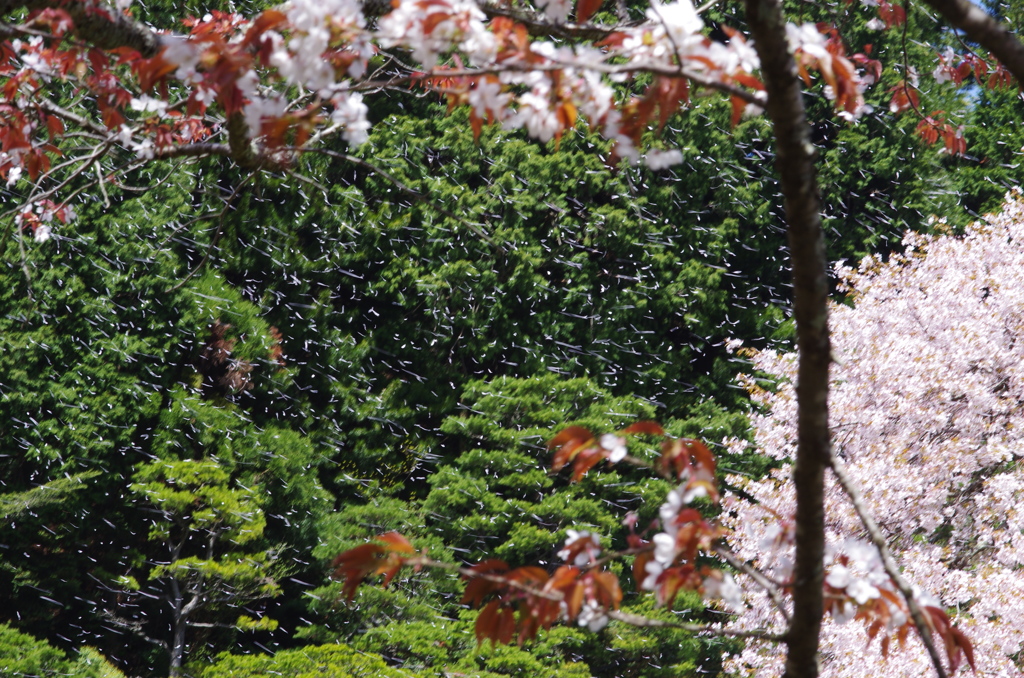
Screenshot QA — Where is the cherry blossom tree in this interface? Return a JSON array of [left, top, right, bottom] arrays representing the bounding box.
[[5, 0, 1024, 674], [725, 191, 1024, 678]]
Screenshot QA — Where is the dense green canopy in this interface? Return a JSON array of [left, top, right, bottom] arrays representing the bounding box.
[[3, 0, 1024, 673]]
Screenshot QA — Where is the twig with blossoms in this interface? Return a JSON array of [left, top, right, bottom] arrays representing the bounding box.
[[828, 447, 954, 678]]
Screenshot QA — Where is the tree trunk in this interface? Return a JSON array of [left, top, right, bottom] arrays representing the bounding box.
[[743, 1, 832, 677]]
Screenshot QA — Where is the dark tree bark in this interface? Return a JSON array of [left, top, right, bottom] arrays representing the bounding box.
[[921, 0, 1024, 82], [0, 0, 161, 56], [743, 1, 831, 677]]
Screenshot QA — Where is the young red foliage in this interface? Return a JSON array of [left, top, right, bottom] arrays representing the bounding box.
[[330, 531, 414, 599], [548, 425, 596, 471], [575, 0, 603, 24]]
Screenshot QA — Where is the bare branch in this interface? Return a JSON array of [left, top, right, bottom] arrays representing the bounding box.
[[353, 62, 766, 106], [713, 544, 792, 625], [1, 0, 162, 56], [920, 0, 1024, 84], [828, 450, 949, 678], [475, 0, 632, 41]]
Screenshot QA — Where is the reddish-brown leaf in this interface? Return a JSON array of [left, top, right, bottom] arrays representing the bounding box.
[[571, 446, 606, 481], [517, 609, 541, 646], [331, 543, 386, 599], [685, 438, 716, 476], [575, 0, 602, 23], [475, 599, 501, 645], [135, 50, 178, 92], [632, 550, 653, 591], [496, 606, 517, 645], [45, 115, 64, 140], [549, 426, 594, 471], [729, 95, 744, 127], [565, 581, 584, 620], [732, 72, 765, 91], [620, 421, 665, 436], [461, 559, 509, 606], [591, 570, 622, 609], [916, 119, 940, 145], [507, 566, 549, 587], [658, 564, 700, 608], [896, 623, 909, 648], [242, 8, 286, 46], [377, 531, 416, 554], [469, 111, 483, 141], [950, 627, 976, 673]]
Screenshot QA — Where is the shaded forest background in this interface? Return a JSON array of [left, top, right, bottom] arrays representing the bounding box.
[[3, 0, 1024, 675]]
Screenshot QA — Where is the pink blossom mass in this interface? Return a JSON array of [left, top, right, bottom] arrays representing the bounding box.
[[725, 192, 1024, 677]]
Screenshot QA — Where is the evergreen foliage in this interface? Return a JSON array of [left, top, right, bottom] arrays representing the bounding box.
[[2, 1, 1023, 672], [0, 624, 124, 678], [194, 643, 409, 678]]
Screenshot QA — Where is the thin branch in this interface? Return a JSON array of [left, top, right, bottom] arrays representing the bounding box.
[[1, 0, 163, 56], [828, 450, 949, 678], [475, 0, 632, 41], [353, 61, 767, 106], [713, 544, 792, 625], [99, 610, 169, 651], [897, 3, 947, 135], [920, 0, 1024, 84]]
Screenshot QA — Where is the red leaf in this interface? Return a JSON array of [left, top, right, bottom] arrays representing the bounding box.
[[620, 421, 665, 436], [916, 119, 939, 145], [575, 0, 602, 23], [45, 115, 64, 140], [732, 72, 765, 91], [571, 446, 605, 481], [243, 9, 287, 46], [331, 543, 385, 600], [591, 570, 622, 609], [377, 531, 415, 554], [730, 95, 745, 127], [550, 426, 594, 471], [657, 564, 700, 608], [134, 49, 178, 92], [496, 606, 516, 645], [469, 111, 483, 141], [549, 426, 593, 449], [475, 599, 501, 645], [632, 550, 653, 591], [507, 566, 549, 587], [461, 559, 509, 606], [950, 627, 976, 673]]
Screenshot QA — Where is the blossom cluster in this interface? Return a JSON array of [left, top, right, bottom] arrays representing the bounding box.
[[0, 0, 885, 241], [723, 193, 1024, 677]]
